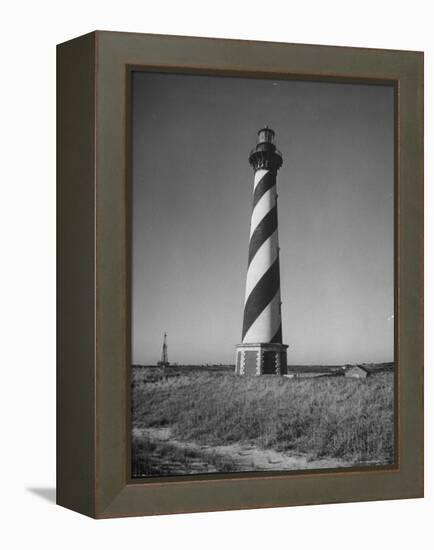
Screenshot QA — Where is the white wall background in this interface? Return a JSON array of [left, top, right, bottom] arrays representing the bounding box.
[[1, 0, 432, 547]]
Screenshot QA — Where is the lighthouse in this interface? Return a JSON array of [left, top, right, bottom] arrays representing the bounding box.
[[157, 333, 170, 368], [235, 127, 288, 375]]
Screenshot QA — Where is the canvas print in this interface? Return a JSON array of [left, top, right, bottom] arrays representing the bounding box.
[[130, 71, 395, 478]]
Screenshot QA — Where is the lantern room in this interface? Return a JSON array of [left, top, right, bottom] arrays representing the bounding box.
[[257, 126, 275, 144]]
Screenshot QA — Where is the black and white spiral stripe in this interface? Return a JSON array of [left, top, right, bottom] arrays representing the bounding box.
[[242, 168, 282, 344]]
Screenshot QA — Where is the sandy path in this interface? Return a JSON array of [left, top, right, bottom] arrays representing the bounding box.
[[133, 426, 352, 472]]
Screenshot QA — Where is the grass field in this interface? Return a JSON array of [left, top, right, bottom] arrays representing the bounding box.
[[131, 367, 394, 476]]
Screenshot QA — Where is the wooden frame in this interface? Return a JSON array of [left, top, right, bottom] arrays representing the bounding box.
[[57, 31, 423, 518]]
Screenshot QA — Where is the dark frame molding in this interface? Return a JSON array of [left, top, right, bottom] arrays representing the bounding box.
[[57, 31, 423, 519]]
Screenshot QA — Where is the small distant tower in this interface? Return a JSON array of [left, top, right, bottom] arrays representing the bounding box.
[[235, 127, 288, 375], [157, 332, 170, 367]]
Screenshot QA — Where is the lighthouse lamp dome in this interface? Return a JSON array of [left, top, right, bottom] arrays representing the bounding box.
[[258, 126, 275, 144]]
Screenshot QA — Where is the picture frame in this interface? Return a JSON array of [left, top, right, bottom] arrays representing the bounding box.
[[57, 30, 423, 518]]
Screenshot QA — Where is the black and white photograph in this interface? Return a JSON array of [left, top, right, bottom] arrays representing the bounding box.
[[130, 70, 395, 478], [4, 0, 429, 538]]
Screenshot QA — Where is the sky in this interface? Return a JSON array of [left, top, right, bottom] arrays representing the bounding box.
[[131, 71, 394, 366]]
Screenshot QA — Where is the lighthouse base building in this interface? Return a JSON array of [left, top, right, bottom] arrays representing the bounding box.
[[235, 343, 288, 376], [235, 127, 288, 375]]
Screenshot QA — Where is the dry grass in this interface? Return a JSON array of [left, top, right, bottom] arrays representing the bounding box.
[[131, 435, 239, 477], [132, 369, 394, 465]]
